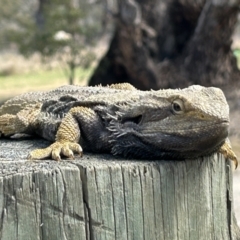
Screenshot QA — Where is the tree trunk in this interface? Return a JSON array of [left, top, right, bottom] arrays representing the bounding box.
[[35, 0, 46, 31], [69, 61, 75, 85], [0, 139, 240, 239], [89, 0, 240, 90]]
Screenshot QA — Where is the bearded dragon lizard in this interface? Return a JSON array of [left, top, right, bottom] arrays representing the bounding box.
[[0, 83, 237, 167]]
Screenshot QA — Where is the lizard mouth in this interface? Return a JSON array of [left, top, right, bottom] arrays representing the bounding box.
[[194, 120, 229, 131], [136, 120, 229, 134], [180, 119, 228, 130], [185, 120, 229, 131]]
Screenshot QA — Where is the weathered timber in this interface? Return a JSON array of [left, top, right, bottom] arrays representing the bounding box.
[[0, 139, 240, 240]]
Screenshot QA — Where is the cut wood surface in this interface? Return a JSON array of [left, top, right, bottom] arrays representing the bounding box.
[[0, 139, 240, 240]]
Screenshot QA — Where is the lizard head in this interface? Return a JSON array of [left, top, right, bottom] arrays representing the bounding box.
[[108, 85, 229, 159]]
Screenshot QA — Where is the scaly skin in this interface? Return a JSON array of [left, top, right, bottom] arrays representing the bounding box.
[[0, 83, 238, 168]]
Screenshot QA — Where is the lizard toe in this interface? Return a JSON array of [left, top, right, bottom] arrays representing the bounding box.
[[60, 142, 83, 159], [51, 143, 62, 161], [28, 146, 53, 160], [68, 142, 83, 157], [62, 147, 74, 159]]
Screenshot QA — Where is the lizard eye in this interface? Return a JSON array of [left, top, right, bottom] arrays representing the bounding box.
[[172, 99, 184, 114]]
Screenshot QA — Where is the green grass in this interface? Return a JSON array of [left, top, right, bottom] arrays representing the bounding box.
[[2, 48, 238, 101], [233, 49, 240, 68], [0, 67, 93, 100]]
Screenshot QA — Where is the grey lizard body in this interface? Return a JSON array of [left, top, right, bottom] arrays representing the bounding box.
[[0, 83, 237, 166]]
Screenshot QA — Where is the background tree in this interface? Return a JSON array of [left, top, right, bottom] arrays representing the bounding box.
[[0, 0, 36, 50], [89, 0, 240, 90], [33, 0, 100, 84], [0, 0, 101, 85], [0, 0, 239, 88]]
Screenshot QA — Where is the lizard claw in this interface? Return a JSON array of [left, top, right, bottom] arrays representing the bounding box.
[[219, 140, 238, 169], [28, 141, 83, 161]]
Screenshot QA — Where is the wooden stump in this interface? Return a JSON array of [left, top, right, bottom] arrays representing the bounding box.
[[0, 139, 240, 240]]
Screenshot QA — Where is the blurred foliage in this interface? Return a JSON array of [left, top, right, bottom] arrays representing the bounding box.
[[0, 0, 103, 84], [0, 0, 35, 48], [233, 49, 240, 68]]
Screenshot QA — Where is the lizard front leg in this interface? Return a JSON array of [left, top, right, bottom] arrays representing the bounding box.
[[28, 106, 101, 161]]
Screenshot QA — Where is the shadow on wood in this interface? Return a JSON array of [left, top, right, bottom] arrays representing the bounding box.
[[0, 139, 240, 240]]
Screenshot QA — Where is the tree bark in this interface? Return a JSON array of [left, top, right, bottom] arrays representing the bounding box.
[[35, 0, 46, 31], [89, 0, 240, 90], [0, 139, 240, 239]]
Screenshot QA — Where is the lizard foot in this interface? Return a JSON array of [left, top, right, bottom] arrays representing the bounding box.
[[219, 141, 238, 169], [28, 141, 83, 161]]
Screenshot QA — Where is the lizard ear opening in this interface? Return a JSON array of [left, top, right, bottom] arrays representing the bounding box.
[[121, 115, 142, 125], [172, 99, 184, 114]]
